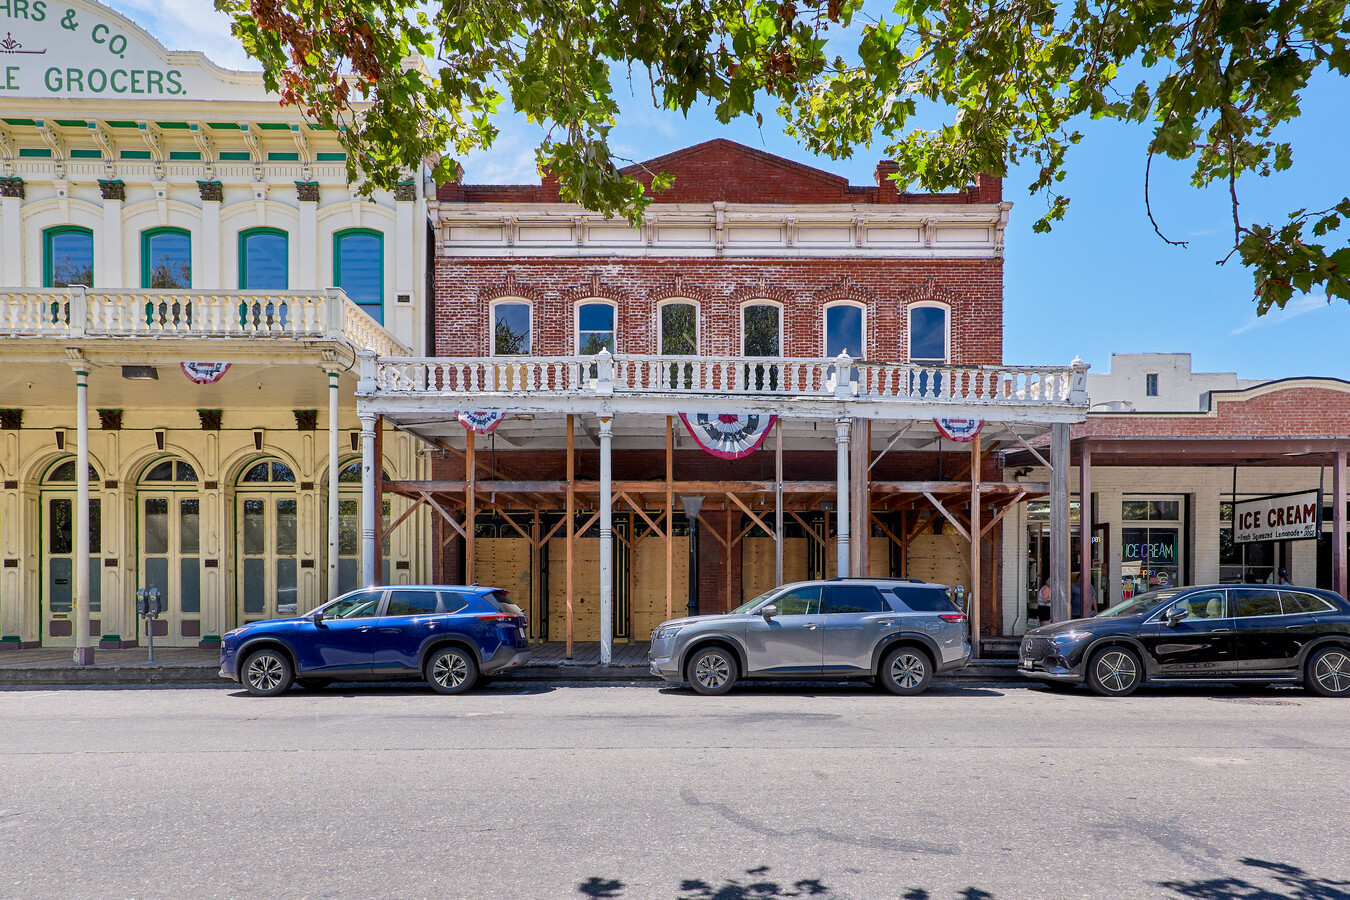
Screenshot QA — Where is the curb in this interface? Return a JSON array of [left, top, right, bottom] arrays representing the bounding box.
[[0, 662, 1022, 687]]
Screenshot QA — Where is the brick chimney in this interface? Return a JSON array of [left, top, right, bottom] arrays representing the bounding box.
[[874, 160, 900, 204]]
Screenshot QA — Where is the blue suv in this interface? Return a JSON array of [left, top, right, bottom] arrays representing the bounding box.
[[219, 585, 532, 696]]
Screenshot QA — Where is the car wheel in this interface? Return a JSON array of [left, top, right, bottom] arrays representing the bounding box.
[[1086, 646, 1141, 697], [686, 646, 738, 696], [1305, 646, 1350, 697], [296, 678, 334, 690], [879, 646, 933, 696], [242, 649, 294, 697], [426, 646, 478, 695]]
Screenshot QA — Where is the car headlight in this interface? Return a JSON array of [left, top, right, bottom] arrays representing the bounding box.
[[653, 624, 685, 641], [1052, 631, 1091, 645]]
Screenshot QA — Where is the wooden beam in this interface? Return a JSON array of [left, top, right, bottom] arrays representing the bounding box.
[[775, 418, 784, 586], [726, 492, 773, 540], [922, 491, 971, 542], [789, 510, 827, 548], [379, 494, 426, 544], [465, 428, 476, 585], [666, 415, 674, 623], [868, 421, 914, 472], [980, 491, 1026, 538], [565, 414, 575, 658], [969, 431, 982, 658], [871, 513, 906, 551]]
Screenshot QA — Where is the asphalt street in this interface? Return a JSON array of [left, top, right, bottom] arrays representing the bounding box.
[[1, 680, 1347, 900]]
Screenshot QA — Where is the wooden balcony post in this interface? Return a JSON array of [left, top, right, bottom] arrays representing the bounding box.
[[835, 418, 851, 578], [969, 430, 982, 658], [1080, 446, 1093, 615], [1334, 450, 1347, 600], [1050, 423, 1071, 622], [565, 414, 575, 658], [598, 415, 613, 666], [465, 428, 475, 585]]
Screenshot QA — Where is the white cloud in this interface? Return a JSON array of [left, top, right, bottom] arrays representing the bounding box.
[[1230, 293, 1330, 334], [108, 0, 253, 70]]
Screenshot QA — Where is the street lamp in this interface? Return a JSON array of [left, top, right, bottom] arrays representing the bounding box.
[[680, 495, 704, 617]]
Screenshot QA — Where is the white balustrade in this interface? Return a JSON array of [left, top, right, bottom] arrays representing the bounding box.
[[0, 286, 407, 356], [367, 354, 1089, 408]]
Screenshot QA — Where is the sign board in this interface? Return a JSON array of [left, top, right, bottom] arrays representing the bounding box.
[[1233, 490, 1322, 544], [0, 0, 272, 101]]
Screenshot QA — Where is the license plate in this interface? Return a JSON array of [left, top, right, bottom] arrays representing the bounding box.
[[1020, 659, 1033, 670]]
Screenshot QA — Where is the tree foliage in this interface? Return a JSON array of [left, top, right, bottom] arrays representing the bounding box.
[[219, 0, 1350, 312]]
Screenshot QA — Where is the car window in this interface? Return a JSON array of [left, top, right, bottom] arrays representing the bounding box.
[[824, 585, 888, 614], [386, 590, 439, 616], [323, 590, 382, 619], [888, 587, 958, 613], [1232, 588, 1283, 618], [1164, 590, 1227, 621], [439, 591, 469, 614], [481, 590, 524, 616], [1280, 591, 1335, 615], [773, 587, 822, 616]]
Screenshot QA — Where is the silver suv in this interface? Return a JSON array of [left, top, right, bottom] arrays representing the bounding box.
[[649, 578, 972, 695]]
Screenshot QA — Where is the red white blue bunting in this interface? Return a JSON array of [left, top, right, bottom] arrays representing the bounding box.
[[458, 411, 507, 434], [679, 413, 777, 460], [181, 362, 230, 384], [933, 418, 984, 442]]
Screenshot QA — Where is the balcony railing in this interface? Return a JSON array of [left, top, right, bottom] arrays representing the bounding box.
[[362, 350, 1089, 408], [0, 286, 408, 358]]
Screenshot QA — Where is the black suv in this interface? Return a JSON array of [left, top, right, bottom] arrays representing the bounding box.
[[1020, 584, 1350, 696]]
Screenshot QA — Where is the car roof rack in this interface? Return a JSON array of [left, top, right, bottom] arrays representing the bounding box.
[[826, 576, 929, 584]]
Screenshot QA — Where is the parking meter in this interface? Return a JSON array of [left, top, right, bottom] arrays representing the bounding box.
[[137, 587, 162, 666]]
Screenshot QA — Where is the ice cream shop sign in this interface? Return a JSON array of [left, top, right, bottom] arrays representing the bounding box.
[[0, 0, 271, 100], [1233, 490, 1323, 544]]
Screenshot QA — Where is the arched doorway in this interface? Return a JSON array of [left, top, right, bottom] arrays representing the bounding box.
[[236, 459, 300, 623], [137, 458, 202, 646], [39, 458, 101, 646]]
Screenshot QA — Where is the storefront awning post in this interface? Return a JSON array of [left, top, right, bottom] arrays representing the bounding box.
[[1335, 451, 1348, 600], [1049, 423, 1071, 622], [598, 415, 614, 666]]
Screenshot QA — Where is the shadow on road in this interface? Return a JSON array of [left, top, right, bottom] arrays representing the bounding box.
[[656, 682, 1007, 698], [575, 859, 1350, 899]]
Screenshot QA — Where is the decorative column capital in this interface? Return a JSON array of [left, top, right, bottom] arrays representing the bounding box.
[[0, 176, 25, 199], [97, 179, 124, 201], [296, 180, 320, 202], [834, 418, 851, 443], [197, 180, 223, 202]]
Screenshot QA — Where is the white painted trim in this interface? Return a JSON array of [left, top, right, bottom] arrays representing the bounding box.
[[822, 299, 867, 358], [907, 300, 950, 364], [740, 299, 784, 357], [655, 297, 699, 355], [488, 296, 533, 356], [574, 298, 618, 355]]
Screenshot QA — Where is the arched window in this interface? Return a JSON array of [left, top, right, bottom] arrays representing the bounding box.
[[576, 301, 616, 355], [491, 300, 531, 355], [240, 460, 296, 483], [239, 227, 288, 290], [908, 303, 950, 363], [332, 458, 391, 593], [741, 303, 781, 357], [142, 459, 198, 482], [45, 459, 99, 483], [334, 228, 384, 324], [142, 227, 191, 288], [659, 301, 698, 355], [42, 458, 102, 625], [44, 226, 94, 287], [824, 302, 865, 358], [236, 459, 299, 620]]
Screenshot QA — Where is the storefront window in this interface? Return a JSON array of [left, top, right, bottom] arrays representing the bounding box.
[[1220, 501, 1285, 584], [1121, 496, 1183, 597]]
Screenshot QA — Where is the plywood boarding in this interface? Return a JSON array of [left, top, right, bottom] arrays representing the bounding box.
[[742, 537, 810, 599], [546, 537, 602, 642], [630, 536, 689, 639], [822, 537, 890, 578], [906, 533, 972, 591], [474, 538, 533, 623]]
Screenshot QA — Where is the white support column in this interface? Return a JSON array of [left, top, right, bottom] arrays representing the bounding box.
[[327, 369, 341, 600], [73, 361, 93, 665], [360, 413, 377, 588], [598, 414, 614, 666], [835, 417, 851, 578]]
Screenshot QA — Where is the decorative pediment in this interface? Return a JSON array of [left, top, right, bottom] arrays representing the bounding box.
[[623, 139, 860, 204]]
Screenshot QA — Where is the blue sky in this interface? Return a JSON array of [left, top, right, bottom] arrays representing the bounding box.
[[118, 0, 1350, 381]]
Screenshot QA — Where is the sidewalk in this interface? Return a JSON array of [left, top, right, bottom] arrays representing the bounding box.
[[0, 642, 1018, 686]]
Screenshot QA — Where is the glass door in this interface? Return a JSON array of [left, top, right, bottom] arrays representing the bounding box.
[[41, 494, 101, 645], [140, 495, 202, 645], [237, 460, 300, 623]]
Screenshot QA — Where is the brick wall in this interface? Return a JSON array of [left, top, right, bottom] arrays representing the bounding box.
[[434, 257, 1003, 364], [1077, 385, 1350, 439]]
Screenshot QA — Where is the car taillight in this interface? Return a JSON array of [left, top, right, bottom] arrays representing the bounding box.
[[939, 613, 967, 623], [476, 614, 517, 623]]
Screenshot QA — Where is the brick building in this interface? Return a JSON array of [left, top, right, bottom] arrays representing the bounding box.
[[1002, 354, 1350, 636], [357, 139, 1089, 661]]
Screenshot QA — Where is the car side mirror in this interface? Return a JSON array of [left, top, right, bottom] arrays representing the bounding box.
[[312, 610, 324, 625], [760, 604, 778, 620], [1164, 608, 1188, 627]]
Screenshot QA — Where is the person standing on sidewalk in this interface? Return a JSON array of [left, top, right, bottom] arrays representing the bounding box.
[[1037, 580, 1052, 626]]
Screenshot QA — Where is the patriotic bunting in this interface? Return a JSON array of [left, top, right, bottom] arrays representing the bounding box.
[[679, 413, 777, 460], [933, 418, 984, 442], [181, 362, 230, 384], [458, 411, 508, 434]]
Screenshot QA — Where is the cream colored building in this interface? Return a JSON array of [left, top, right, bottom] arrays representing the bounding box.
[[0, 0, 432, 657]]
